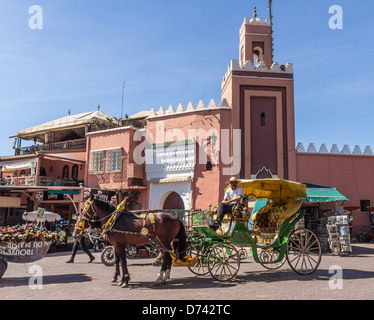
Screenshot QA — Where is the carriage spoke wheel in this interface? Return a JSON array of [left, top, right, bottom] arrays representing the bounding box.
[[286, 228, 322, 275], [259, 248, 286, 271], [187, 244, 210, 276], [207, 243, 240, 282], [101, 246, 116, 267]]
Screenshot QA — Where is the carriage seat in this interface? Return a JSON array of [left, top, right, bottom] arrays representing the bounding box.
[[211, 200, 251, 222], [252, 208, 284, 234]]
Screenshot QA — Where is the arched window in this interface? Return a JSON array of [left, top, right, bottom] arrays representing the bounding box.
[[39, 167, 46, 177], [253, 46, 263, 67], [71, 164, 78, 180], [261, 113, 266, 127], [62, 165, 69, 180]]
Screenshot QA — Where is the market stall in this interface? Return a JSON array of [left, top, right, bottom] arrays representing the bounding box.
[[299, 182, 350, 253], [356, 206, 374, 243]]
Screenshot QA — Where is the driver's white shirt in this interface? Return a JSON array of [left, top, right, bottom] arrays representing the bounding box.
[[224, 187, 244, 204]]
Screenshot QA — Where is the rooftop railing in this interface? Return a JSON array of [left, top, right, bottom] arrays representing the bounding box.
[[16, 138, 87, 155]]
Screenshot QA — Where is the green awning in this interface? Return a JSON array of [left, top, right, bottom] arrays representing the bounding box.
[[48, 190, 80, 195], [302, 183, 349, 203]]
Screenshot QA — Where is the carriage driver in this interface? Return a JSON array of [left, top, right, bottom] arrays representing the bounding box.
[[212, 177, 244, 229]]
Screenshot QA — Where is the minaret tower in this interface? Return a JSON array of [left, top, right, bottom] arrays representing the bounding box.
[[221, 3, 297, 180], [239, 6, 273, 68]]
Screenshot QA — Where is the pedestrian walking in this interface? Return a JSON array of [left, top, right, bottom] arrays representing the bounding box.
[[66, 213, 95, 263]]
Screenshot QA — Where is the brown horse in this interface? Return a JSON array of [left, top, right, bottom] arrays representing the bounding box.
[[81, 195, 187, 288]]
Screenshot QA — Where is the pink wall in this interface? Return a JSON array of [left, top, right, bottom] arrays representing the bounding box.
[[39, 158, 84, 181], [85, 127, 148, 209], [296, 153, 373, 235], [147, 109, 232, 209], [85, 128, 132, 189]]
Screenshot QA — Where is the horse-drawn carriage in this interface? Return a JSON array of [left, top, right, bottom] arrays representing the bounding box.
[[80, 179, 322, 287], [187, 179, 322, 281]]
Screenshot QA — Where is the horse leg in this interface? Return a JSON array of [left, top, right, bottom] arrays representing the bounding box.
[[111, 247, 120, 283], [160, 219, 186, 284], [161, 251, 172, 284], [153, 250, 167, 286], [117, 244, 130, 288], [153, 247, 173, 286]]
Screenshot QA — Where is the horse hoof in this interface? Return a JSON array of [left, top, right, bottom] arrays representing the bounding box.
[[121, 283, 129, 288], [153, 272, 164, 286], [111, 278, 118, 283]]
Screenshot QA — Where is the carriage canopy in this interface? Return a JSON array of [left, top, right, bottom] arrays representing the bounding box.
[[224, 179, 307, 226], [226, 178, 307, 201]]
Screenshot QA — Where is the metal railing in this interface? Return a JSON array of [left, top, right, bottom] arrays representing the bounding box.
[[16, 138, 87, 155], [0, 175, 82, 187]]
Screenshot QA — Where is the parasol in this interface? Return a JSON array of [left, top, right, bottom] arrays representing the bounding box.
[[22, 211, 61, 223]]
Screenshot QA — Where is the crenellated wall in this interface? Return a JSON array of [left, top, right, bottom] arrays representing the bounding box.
[[296, 142, 374, 156], [148, 99, 231, 119], [221, 59, 294, 90], [296, 148, 374, 235]]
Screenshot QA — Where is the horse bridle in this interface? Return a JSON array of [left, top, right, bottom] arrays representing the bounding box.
[[81, 196, 131, 225], [80, 197, 113, 223]]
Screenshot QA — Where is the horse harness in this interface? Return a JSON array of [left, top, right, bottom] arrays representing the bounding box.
[[82, 197, 160, 247], [81, 197, 195, 266]]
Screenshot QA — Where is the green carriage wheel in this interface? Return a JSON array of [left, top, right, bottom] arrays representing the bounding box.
[[207, 243, 240, 282], [286, 228, 322, 275], [187, 244, 210, 276], [259, 248, 286, 271]]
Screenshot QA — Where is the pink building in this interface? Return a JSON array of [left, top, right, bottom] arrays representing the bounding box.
[[1, 8, 373, 237], [0, 110, 113, 225], [83, 9, 373, 237]]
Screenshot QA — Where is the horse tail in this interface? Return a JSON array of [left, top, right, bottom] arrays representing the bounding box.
[[175, 219, 187, 260]]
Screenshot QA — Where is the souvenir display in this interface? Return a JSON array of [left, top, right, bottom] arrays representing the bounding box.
[[0, 223, 57, 244]]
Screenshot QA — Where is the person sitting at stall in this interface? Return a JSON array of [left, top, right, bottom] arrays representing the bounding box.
[[212, 177, 244, 230], [55, 226, 67, 246]]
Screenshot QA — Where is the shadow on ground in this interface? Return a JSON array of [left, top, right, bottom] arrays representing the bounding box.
[[0, 273, 92, 288], [119, 266, 374, 291]]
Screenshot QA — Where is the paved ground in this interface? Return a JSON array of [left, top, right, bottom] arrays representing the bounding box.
[[0, 243, 373, 301]]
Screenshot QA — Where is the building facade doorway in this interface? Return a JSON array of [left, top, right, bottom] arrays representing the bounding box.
[[163, 192, 185, 210]]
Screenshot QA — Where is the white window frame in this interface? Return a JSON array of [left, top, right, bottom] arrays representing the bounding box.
[[106, 148, 122, 173], [89, 151, 104, 174]]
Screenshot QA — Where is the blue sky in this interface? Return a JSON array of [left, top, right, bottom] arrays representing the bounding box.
[[0, 0, 373, 156]]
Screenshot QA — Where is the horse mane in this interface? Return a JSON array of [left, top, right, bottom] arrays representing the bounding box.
[[93, 197, 118, 212]]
